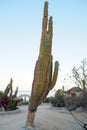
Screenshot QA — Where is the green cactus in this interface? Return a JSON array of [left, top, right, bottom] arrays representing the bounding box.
[[4, 78, 13, 97], [9, 78, 13, 97], [4, 84, 10, 96], [13, 87, 18, 97], [1, 78, 19, 111], [26, 1, 59, 127]]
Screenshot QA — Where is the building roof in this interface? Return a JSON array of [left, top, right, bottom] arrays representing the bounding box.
[[67, 87, 82, 93]]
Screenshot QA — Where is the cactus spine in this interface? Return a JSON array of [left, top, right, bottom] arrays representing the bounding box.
[[26, 1, 59, 127]]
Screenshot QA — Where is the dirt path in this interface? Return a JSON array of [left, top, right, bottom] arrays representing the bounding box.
[[0, 104, 83, 130]]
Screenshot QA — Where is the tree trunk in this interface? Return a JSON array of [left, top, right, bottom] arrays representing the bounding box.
[[26, 109, 36, 127]]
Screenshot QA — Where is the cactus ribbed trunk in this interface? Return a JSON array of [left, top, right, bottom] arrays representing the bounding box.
[[26, 111, 35, 127], [26, 1, 59, 127]]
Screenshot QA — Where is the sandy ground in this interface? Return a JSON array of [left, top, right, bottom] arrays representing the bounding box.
[[0, 103, 86, 130]]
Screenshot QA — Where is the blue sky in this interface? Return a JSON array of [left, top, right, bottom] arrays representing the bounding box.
[[0, 0, 87, 92]]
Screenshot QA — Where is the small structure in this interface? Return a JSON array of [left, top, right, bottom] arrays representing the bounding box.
[[19, 94, 30, 104], [67, 87, 82, 96]]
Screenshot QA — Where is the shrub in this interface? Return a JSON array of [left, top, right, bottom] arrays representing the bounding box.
[[51, 95, 65, 107], [1, 95, 9, 111], [65, 96, 77, 110], [65, 94, 86, 111], [43, 97, 53, 103], [0, 91, 4, 108], [8, 98, 18, 111], [51, 89, 65, 107]]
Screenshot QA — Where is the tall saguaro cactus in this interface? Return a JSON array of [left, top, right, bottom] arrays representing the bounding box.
[[26, 1, 59, 127]]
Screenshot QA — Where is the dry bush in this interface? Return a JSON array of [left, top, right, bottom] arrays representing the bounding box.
[[65, 92, 87, 111]]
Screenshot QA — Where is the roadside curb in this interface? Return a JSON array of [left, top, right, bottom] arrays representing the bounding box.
[[0, 108, 21, 115]]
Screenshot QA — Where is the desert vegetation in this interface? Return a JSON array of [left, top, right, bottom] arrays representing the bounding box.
[[26, 1, 59, 127], [0, 78, 19, 111], [50, 58, 87, 111]]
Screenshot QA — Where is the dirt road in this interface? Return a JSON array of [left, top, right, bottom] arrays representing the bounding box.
[[0, 104, 83, 130]]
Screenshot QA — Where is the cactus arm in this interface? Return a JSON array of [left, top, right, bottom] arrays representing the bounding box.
[[9, 78, 13, 97], [37, 59, 59, 106], [4, 84, 10, 96], [48, 16, 53, 48], [13, 87, 18, 97], [39, 2, 48, 60], [48, 61, 59, 90], [42, 1, 48, 37]]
